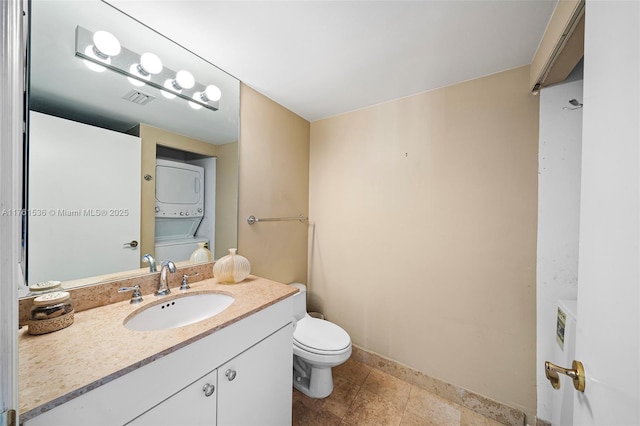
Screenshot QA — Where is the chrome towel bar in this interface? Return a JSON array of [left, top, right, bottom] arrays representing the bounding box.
[[247, 214, 308, 225]]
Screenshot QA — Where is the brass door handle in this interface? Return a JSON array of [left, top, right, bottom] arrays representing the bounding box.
[[545, 360, 585, 392]]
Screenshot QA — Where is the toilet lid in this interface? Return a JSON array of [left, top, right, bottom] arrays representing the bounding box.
[[293, 317, 351, 353]]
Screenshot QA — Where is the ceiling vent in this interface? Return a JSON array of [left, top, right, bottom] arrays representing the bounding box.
[[122, 89, 155, 105]]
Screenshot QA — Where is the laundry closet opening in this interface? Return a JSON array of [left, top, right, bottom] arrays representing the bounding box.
[[154, 145, 216, 264], [136, 124, 238, 265]]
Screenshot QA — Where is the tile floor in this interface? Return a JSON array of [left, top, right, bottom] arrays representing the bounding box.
[[292, 357, 505, 426]]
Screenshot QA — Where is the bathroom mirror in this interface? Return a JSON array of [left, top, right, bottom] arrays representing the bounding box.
[[22, 0, 240, 295]]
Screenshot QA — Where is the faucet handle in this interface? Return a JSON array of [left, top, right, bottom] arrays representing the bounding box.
[[180, 273, 200, 291], [118, 284, 143, 304]]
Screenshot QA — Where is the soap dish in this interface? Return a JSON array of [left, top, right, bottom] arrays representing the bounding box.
[[29, 280, 62, 292], [28, 291, 74, 335]]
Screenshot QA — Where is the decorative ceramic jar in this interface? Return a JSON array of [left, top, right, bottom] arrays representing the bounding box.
[[190, 242, 214, 264], [213, 248, 251, 283]]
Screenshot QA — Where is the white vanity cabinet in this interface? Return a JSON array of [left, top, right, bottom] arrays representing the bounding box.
[[23, 298, 293, 426], [128, 370, 218, 426], [129, 325, 292, 426], [217, 324, 293, 425]]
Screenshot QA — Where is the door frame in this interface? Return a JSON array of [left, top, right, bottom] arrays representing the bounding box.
[[1, 0, 25, 421]]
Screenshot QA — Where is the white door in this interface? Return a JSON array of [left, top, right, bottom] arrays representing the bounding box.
[[572, 1, 640, 424], [27, 111, 141, 283]]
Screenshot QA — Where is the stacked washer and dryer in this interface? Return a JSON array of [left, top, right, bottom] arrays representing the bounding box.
[[154, 159, 209, 263]]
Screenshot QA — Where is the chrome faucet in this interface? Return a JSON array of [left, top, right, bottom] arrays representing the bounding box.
[[156, 260, 176, 296], [142, 253, 157, 272]]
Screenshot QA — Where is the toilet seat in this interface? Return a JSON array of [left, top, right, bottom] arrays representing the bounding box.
[[293, 316, 351, 355]]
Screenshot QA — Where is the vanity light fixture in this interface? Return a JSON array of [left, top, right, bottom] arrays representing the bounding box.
[[127, 64, 147, 87], [92, 30, 121, 58], [82, 45, 108, 72], [161, 79, 177, 99], [189, 92, 203, 110], [82, 30, 121, 73], [202, 85, 222, 102], [189, 85, 222, 110], [127, 52, 163, 87], [162, 70, 194, 99], [139, 52, 163, 75], [75, 26, 220, 111], [172, 70, 195, 90]]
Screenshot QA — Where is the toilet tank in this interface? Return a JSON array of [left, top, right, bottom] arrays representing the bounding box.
[[289, 283, 307, 321]]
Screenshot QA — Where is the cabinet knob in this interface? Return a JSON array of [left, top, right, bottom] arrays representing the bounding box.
[[225, 369, 237, 381], [202, 383, 215, 397]]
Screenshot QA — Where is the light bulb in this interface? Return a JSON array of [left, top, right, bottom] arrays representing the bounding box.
[[174, 70, 195, 90], [139, 52, 162, 75], [127, 64, 147, 87], [83, 45, 108, 72], [161, 79, 177, 99], [202, 85, 222, 102], [92, 31, 120, 58], [189, 92, 204, 110]]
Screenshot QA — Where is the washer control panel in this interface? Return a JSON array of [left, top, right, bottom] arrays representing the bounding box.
[[155, 205, 204, 218]]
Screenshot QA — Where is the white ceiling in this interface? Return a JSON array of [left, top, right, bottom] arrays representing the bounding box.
[[106, 0, 557, 122]]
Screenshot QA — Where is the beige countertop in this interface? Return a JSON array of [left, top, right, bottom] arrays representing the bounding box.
[[19, 275, 297, 421]]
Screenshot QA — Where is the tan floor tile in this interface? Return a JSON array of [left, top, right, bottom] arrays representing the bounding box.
[[404, 385, 461, 425], [293, 388, 325, 411], [341, 389, 404, 426], [333, 357, 372, 385], [400, 410, 449, 426], [361, 368, 412, 410], [292, 399, 342, 426], [460, 407, 505, 426], [322, 375, 362, 419], [460, 390, 523, 426], [293, 357, 513, 426]]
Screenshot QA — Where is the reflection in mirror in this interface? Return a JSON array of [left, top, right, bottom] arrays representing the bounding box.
[[23, 0, 239, 297]]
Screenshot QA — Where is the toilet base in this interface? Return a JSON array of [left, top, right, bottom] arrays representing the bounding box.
[[293, 362, 334, 398]]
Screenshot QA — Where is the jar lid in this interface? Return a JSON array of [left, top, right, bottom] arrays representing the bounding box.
[[33, 291, 70, 306], [29, 280, 62, 292]]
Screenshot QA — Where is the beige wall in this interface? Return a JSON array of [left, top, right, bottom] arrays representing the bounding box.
[[215, 141, 239, 258], [238, 85, 310, 284], [308, 66, 539, 417]]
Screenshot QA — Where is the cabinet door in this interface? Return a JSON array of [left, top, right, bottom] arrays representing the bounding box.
[[217, 324, 293, 426], [127, 369, 218, 426]]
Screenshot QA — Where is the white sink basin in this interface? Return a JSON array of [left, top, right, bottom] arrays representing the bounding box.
[[124, 293, 234, 332]]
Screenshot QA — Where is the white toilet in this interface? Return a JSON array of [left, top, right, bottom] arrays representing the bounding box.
[[289, 283, 352, 398]]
